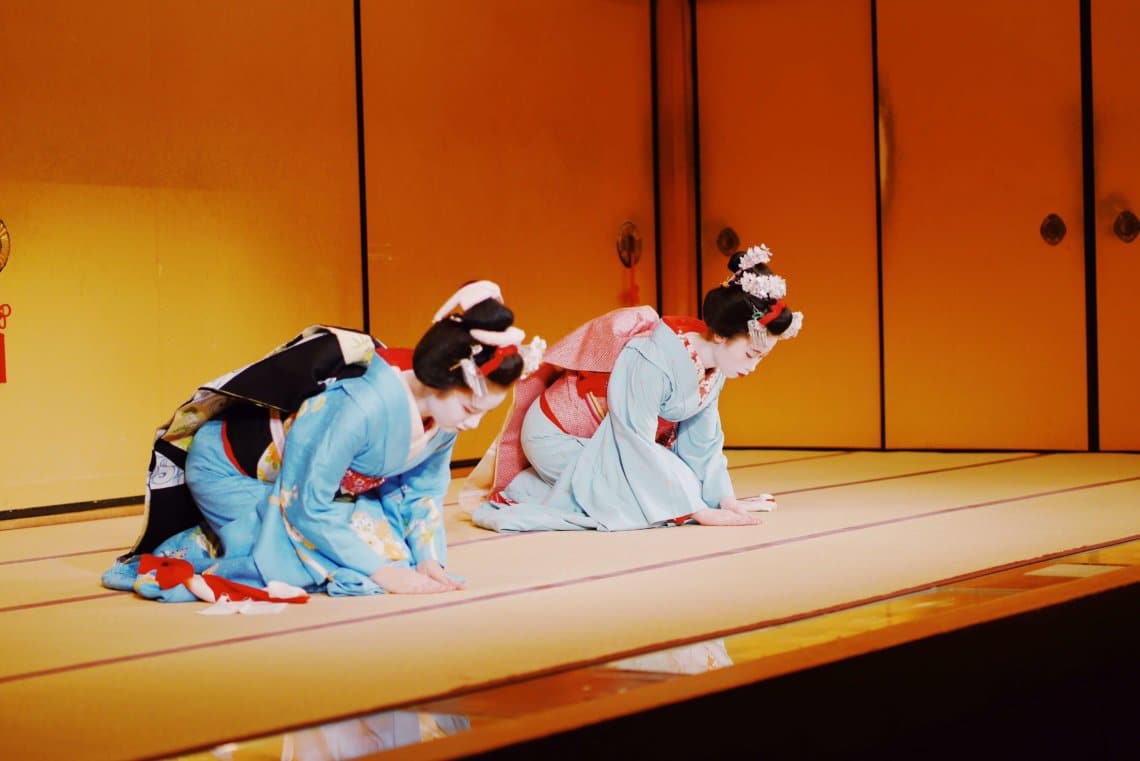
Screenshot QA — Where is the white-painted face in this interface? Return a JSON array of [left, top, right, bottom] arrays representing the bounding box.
[[712, 334, 770, 379], [425, 385, 509, 433]]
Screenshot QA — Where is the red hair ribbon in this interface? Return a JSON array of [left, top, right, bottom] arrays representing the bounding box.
[[758, 300, 786, 326], [480, 344, 518, 376]]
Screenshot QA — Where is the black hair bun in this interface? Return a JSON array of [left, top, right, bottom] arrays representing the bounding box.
[[454, 298, 514, 331]]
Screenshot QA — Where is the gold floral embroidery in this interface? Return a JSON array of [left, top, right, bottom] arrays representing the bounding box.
[[351, 511, 410, 561], [406, 498, 442, 561], [256, 412, 296, 481], [271, 485, 318, 552]]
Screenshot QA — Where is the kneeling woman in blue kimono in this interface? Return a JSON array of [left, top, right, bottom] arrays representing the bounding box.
[[464, 246, 803, 532], [105, 282, 542, 601]]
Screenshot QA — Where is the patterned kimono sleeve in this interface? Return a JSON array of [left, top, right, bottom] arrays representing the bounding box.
[[674, 396, 734, 508], [275, 390, 389, 577], [387, 438, 454, 567]]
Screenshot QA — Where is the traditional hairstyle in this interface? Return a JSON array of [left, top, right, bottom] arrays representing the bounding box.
[[702, 244, 803, 351], [413, 281, 545, 394]]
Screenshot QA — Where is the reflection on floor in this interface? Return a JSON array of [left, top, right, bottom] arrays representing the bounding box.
[[173, 537, 1140, 761]]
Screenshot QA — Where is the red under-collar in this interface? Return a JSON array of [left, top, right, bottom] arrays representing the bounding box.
[[377, 346, 414, 370], [662, 316, 708, 335], [376, 347, 434, 430]]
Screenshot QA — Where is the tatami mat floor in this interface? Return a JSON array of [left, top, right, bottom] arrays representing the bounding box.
[[2, 450, 1138, 761]]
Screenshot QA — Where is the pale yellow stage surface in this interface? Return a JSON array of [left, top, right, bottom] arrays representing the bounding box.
[[1, 451, 1138, 760]]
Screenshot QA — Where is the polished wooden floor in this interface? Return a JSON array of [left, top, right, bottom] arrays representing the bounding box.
[[2, 450, 1138, 761]]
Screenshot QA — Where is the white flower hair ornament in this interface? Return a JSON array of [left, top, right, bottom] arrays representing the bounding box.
[[722, 243, 802, 350], [518, 336, 547, 377], [738, 243, 773, 270], [722, 243, 774, 288], [781, 311, 804, 340], [739, 272, 786, 301], [743, 273, 804, 352]]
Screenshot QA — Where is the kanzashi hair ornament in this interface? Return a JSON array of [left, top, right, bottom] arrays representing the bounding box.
[[722, 243, 774, 287], [451, 346, 489, 398], [519, 336, 547, 377], [747, 301, 804, 351], [781, 311, 805, 340], [748, 314, 777, 353], [469, 327, 548, 380], [739, 272, 786, 301], [738, 243, 773, 270]]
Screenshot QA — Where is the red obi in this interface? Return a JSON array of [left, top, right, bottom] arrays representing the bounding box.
[[538, 370, 677, 447], [339, 469, 385, 496], [534, 315, 709, 448]]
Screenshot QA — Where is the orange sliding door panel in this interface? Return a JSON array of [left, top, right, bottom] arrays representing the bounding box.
[[878, 0, 1086, 450], [696, 0, 880, 448], [1092, 0, 1140, 451], [0, 1, 360, 510], [361, 0, 656, 461]]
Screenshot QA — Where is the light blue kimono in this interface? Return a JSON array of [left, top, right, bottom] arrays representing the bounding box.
[[103, 356, 457, 600], [472, 321, 733, 531]]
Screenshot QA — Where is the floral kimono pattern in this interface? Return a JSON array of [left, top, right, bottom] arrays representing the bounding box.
[[104, 333, 456, 601]]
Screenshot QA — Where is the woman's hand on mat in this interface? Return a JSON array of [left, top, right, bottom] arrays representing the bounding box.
[[417, 559, 465, 591], [370, 565, 450, 594], [693, 507, 761, 527]]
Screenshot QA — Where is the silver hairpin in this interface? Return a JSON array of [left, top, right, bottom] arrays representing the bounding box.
[[748, 315, 776, 353], [451, 345, 488, 397]]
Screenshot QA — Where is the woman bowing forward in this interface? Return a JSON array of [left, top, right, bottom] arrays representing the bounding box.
[[105, 281, 543, 601], [466, 245, 802, 532]]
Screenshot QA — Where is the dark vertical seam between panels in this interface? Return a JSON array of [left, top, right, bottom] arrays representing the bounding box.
[[353, 0, 371, 333], [870, 0, 887, 450], [650, 1, 664, 313], [1079, 0, 1100, 451]]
